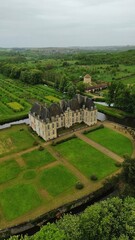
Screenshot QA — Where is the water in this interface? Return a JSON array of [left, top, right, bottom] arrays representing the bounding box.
[[97, 112, 106, 121], [96, 101, 114, 107], [0, 119, 29, 130]]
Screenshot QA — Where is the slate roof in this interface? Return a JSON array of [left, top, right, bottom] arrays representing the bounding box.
[[30, 94, 95, 122]]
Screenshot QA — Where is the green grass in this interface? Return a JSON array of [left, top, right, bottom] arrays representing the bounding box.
[[54, 138, 118, 179], [22, 149, 56, 168], [0, 160, 21, 184], [85, 127, 133, 157], [121, 75, 135, 85], [96, 103, 134, 119], [0, 125, 35, 156], [40, 165, 78, 196], [0, 184, 41, 220], [22, 170, 36, 180], [9, 129, 35, 150]]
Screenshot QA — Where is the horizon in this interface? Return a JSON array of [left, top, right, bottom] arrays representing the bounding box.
[[0, 44, 135, 49]]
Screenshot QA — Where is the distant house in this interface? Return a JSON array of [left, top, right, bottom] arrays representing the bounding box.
[[29, 94, 97, 141], [83, 74, 92, 85]]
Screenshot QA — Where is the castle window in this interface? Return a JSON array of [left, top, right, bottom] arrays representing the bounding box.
[[48, 125, 50, 130]]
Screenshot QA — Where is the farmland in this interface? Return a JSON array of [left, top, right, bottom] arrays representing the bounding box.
[[0, 74, 62, 124], [0, 48, 135, 124], [0, 123, 130, 229]]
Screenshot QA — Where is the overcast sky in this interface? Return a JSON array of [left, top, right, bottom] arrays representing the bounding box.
[[0, 0, 134, 47]]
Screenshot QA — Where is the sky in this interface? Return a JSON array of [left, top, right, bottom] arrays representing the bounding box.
[[0, 0, 135, 47]]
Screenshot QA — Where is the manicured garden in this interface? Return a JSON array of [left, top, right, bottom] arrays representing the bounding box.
[[0, 124, 128, 229], [0, 184, 42, 220], [0, 159, 21, 184], [0, 125, 35, 157], [0, 74, 62, 124], [54, 138, 118, 180], [22, 148, 56, 168], [85, 127, 133, 157], [40, 164, 78, 196]]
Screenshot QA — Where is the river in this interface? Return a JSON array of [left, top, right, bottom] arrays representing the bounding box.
[[0, 119, 29, 130]]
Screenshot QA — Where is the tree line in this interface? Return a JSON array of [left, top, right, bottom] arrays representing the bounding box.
[[106, 81, 135, 114]]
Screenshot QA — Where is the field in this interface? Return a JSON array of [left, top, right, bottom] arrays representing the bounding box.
[[0, 184, 42, 220], [85, 127, 133, 157], [0, 124, 35, 157], [54, 138, 118, 180], [22, 149, 56, 168], [0, 160, 21, 184], [0, 124, 125, 229], [40, 165, 77, 196], [0, 74, 62, 124]]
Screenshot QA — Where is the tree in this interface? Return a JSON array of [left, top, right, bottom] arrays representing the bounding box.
[[7, 197, 135, 240], [67, 83, 76, 97], [80, 197, 135, 240], [76, 81, 85, 93], [57, 214, 82, 240], [31, 223, 65, 240], [121, 157, 135, 196], [20, 69, 43, 84]]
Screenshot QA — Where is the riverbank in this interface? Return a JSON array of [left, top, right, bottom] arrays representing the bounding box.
[[0, 119, 29, 130], [96, 103, 135, 119]]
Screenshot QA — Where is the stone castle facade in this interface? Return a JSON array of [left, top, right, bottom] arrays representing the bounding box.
[[29, 94, 97, 141]]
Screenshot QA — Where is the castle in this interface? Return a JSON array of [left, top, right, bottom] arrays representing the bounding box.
[[29, 94, 97, 141]]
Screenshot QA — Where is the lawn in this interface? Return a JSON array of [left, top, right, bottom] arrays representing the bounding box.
[[0, 125, 35, 157], [22, 148, 56, 168], [85, 127, 133, 157], [0, 160, 21, 184], [0, 184, 41, 220], [54, 138, 118, 179], [40, 164, 78, 196]]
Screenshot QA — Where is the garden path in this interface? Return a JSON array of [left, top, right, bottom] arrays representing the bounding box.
[[103, 121, 135, 158], [46, 145, 90, 186], [75, 132, 123, 163]]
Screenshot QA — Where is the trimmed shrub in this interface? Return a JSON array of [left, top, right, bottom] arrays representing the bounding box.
[[115, 162, 122, 167], [53, 135, 77, 146], [90, 175, 98, 181], [83, 124, 104, 134], [75, 182, 84, 190], [19, 128, 24, 131], [33, 141, 39, 146], [38, 145, 44, 151]]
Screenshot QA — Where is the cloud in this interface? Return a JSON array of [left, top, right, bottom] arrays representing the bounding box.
[[0, 0, 134, 47]]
